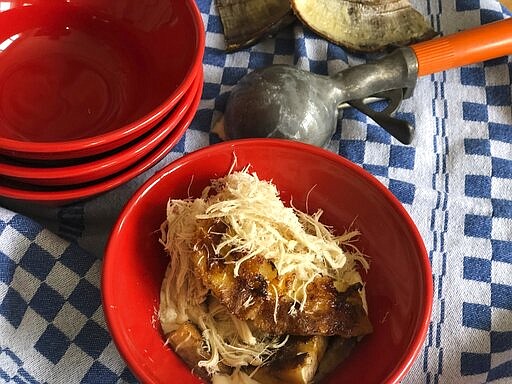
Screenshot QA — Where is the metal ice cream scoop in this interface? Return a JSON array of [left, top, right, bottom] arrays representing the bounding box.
[[222, 18, 512, 146]]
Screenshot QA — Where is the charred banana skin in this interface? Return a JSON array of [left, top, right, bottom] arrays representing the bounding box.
[[216, 0, 296, 51], [216, 0, 437, 53]]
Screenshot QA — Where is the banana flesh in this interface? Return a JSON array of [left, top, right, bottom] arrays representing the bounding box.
[[217, 0, 435, 53], [290, 0, 437, 52], [252, 336, 329, 384]]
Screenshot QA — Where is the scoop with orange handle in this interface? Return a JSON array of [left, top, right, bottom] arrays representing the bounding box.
[[222, 18, 512, 146]]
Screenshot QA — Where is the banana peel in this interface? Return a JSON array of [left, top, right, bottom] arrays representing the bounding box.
[[215, 0, 296, 52], [291, 0, 437, 52], [216, 0, 436, 53]]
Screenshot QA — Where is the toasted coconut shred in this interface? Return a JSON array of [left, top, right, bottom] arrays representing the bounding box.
[[158, 169, 368, 383]]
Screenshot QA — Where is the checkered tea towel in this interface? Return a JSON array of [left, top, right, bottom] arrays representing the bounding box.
[[0, 207, 134, 383], [2, 0, 512, 383]]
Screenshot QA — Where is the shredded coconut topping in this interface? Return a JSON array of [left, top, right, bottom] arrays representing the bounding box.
[[158, 169, 367, 381]]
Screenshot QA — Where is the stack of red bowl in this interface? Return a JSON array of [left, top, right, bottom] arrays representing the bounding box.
[[0, 0, 204, 205]]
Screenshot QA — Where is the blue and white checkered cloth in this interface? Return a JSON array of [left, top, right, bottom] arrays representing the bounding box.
[[1, 0, 512, 382]]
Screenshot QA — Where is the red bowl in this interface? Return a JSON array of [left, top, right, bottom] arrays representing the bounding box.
[[0, 0, 204, 160], [102, 139, 433, 384], [0, 75, 202, 205], [0, 72, 202, 186]]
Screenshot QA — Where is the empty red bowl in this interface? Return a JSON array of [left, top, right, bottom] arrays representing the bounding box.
[[102, 139, 433, 384], [0, 74, 202, 205], [0, 72, 202, 186], [0, 0, 204, 160]]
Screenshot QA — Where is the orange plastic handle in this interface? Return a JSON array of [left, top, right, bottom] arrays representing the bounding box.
[[411, 18, 512, 77]]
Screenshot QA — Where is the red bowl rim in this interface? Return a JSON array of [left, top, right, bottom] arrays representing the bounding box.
[[0, 0, 205, 158], [102, 139, 433, 384], [0, 73, 203, 204], [0, 74, 201, 185]]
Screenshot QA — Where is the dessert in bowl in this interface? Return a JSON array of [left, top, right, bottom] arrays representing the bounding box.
[[102, 139, 433, 384]]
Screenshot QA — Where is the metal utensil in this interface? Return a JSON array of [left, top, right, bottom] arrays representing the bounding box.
[[223, 18, 512, 146]]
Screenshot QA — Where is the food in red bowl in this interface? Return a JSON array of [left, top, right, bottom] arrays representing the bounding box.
[[0, 0, 204, 160], [102, 139, 433, 384]]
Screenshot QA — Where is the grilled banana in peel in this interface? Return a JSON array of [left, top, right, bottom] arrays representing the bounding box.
[[215, 0, 295, 51], [216, 0, 435, 53], [159, 170, 372, 383], [290, 0, 437, 53]]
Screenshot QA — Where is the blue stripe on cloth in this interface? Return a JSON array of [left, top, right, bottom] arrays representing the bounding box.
[[416, 5, 446, 375], [0, 348, 39, 384], [119, 367, 138, 383], [461, 67, 486, 86], [68, 279, 101, 318], [59, 243, 96, 276], [275, 34, 296, 56], [424, 325, 432, 373], [481, 8, 506, 24], [488, 360, 512, 382], [81, 362, 118, 384], [19, 243, 56, 281], [503, 3, 512, 15], [464, 214, 492, 238], [34, 324, 70, 365], [491, 283, 512, 310], [7, 214, 42, 241], [362, 164, 388, 177], [206, 14, 223, 34], [389, 141, 416, 170], [486, 85, 512, 106], [465, 175, 492, 198], [462, 302, 492, 331], [74, 320, 112, 359], [492, 198, 512, 219], [438, 347, 444, 374], [0, 251, 16, 285], [29, 283, 66, 322], [338, 139, 365, 164], [196, 0, 212, 13], [56, 204, 85, 242], [489, 122, 512, 143], [0, 369, 9, 382], [367, 124, 393, 144], [461, 352, 491, 375], [463, 257, 492, 282], [464, 138, 491, 156], [0, 288, 28, 328], [491, 331, 512, 353], [462, 101, 489, 122], [455, 0, 480, 11], [492, 157, 512, 179], [425, 39, 450, 380], [484, 56, 509, 67], [492, 240, 512, 264], [19, 368, 40, 384], [388, 179, 416, 205]]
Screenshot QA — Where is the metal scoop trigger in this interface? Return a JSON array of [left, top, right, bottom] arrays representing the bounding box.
[[347, 88, 414, 145]]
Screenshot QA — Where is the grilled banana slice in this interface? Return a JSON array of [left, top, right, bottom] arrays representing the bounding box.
[[167, 322, 211, 382], [253, 336, 328, 384]]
